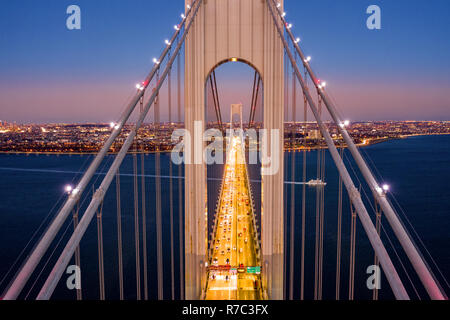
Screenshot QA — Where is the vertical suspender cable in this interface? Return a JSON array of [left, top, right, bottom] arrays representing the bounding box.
[[336, 146, 344, 300], [133, 147, 141, 300], [96, 201, 105, 300], [300, 66, 308, 300], [212, 70, 223, 130], [249, 71, 257, 125], [168, 59, 176, 300], [250, 76, 261, 127], [116, 169, 124, 300], [313, 92, 322, 300], [210, 71, 223, 132], [283, 54, 289, 296], [155, 71, 164, 300], [349, 200, 357, 300], [177, 48, 185, 300], [209, 75, 219, 130], [72, 202, 82, 300], [289, 60, 297, 300], [374, 199, 381, 300], [255, 77, 261, 125], [140, 95, 149, 301], [318, 116, 326, 299]]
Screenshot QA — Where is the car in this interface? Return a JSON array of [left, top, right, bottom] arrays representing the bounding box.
[[221, 250, 225, 255], [226, 258, 230, 264]]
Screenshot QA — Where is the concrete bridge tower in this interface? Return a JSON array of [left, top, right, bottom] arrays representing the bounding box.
[[184, 0, 285, 300]]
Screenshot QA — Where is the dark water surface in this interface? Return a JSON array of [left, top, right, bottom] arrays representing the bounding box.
[[0, 135, 448, 299]]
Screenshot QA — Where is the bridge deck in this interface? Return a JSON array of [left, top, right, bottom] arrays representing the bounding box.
[[205, 136, 263, 300]]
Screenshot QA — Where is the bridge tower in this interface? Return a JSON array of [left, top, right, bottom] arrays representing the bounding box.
[[230, 103, 243, 130], [184, 0, 285, 299]]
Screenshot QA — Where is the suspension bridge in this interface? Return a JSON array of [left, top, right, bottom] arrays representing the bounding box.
[[1, 0, 448, 301]]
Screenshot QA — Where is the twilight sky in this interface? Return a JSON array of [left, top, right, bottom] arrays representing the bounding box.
[[0, 0, 449, 123]]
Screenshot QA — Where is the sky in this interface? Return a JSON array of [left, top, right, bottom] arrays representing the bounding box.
[[0, 0, 449, 123]]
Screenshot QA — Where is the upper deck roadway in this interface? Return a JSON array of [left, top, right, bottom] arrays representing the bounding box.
[[205, 136, 263, 300]]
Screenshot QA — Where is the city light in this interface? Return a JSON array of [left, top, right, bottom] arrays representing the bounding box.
[[165, 39, 171, 46], [230, 58, 238, 62], [153, 58, 160, 65], [276, 3, 281, 8], [295, 37, 301, 43], [304, 56, 311, 63], [136, 83, 144, 91], [282, 12, 286, 17], [174, 24, 180, 31], [286, 23, 292, 29], [187, 4, 191, 9], [382, 184, 390, 192], [181, 13, 186, 19]]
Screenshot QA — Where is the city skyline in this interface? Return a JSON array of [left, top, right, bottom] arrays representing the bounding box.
[[0, 0, 448, 303], [0, 0, 450, 123]]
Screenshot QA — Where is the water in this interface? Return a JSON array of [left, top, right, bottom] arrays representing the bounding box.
[[0, 135, 448, 299]]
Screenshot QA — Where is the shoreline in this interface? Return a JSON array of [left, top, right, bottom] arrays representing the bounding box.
[[0, 133, 448, 156]]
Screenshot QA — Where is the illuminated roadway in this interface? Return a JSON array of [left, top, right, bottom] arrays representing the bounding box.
[[205, 136, 263, 300]]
